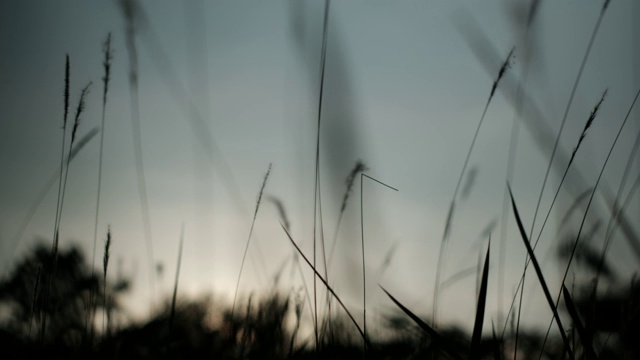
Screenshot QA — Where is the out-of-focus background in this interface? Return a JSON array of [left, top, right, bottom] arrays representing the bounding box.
[[1, 0, 638, 337]]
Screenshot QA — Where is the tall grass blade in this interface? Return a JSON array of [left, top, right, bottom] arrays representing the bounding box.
[[312, 0, 331, 348], [89, 32, 113, 340], [470, 242, 490, 360], [120, 0, 156, 308], [508, 185, 574, 360], [596, 86, 640, 284], [562, 285, 597, 360], [268, 195, 291, 232], [491, 321, 502, 360], [280, 223, 371, 349], [232, 163, 272, 316], [380, 286, 463, 360], [103, 227, 111, 336], [44, 80, 91, 342], [527, 1, 610, 242], [54, 55, 70, 247], [169, 224, 184, 334], [28, 263, 42, 338], [359, 173, 397, 344], [55, 81, 92, 248], [328, 160, 368, 268], [434, 46, 514, 327], [508, 89, 607, 347], [539, 85, 639, 356]]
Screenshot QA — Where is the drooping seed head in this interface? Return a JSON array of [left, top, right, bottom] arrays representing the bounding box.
[[253, 163, 272, 220], [490, 47, 515, 99], [268, 195, 290, 232], [71, 82, 92, 145], [103, 226, 111, 279], [102, 33, 113, 106], [63, 55, 70, 128], [341, 160, 368, 213], [570, 89, 607, 164]]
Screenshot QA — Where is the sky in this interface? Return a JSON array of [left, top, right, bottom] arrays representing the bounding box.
[[1, 0, 639, 337]]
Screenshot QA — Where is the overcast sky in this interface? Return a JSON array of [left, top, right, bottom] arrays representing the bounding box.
[[1, 0, 639, 335]]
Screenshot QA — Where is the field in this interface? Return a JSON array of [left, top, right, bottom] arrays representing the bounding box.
[[0, 1, 639, 359]]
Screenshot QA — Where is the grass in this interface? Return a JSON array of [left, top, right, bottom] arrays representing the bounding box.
[[2, 1, 639, 359], [509, 185, 574, 360], [103, 226, 111, 336], [231, 163, 272, 317], [433, 45, 514, 329]]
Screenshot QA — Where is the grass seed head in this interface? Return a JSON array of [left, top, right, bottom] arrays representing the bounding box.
[[63, 55, 70, 127], [341, 160, 368, 213], [103, 226, 111, 279], [102, 33, 113, 105], [570, 89, 607, 163], [71, 82, 93, 144], [490, 47, 515, 99]]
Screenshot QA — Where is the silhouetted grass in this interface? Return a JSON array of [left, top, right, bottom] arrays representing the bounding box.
[[3, 2, 640, 359], [232, 163, 272, 317], [508, 185, 574, 360], [433, 46, 515, 328]]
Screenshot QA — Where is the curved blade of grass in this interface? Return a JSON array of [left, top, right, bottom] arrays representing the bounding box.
[[491, 321, 502, 360], [3, 127, 100, 276], [231, 163, 272, 317], [169, 224, 184, 334], [379, 286, 463, 360], [280, 223, 371, 349], [508, 184, 574, 360], [562, 285, 596, 360], [471, 242, 490, 360]]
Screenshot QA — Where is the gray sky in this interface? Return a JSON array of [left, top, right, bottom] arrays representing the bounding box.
[[1, 0, 639, 336]]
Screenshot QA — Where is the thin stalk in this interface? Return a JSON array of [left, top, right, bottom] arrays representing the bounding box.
[[42, 56, 70, 342], [89, 32, 112, 341], [594, 87, 640, 285], [540, 90, 632, 360], [103, 227, 111, 336], [508, 186, 575, 360], [231, 164, 272, 316], [360, 173, 397, 347], [3, 127, 99, 277], [503, 3, 612, 336], [503, 88, 607, 340], [527, 0, 609, 253], [312, 0, 330, 349], [169, 224, 185, 334], [28, 264, 42, 338], [281, 223, 371, 349], [360, 173, 365, 345], [504, 6, 544, 352], [434, 47, 514, 327], [43, 81, 91, 342], [121, 2, 156, 309]]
